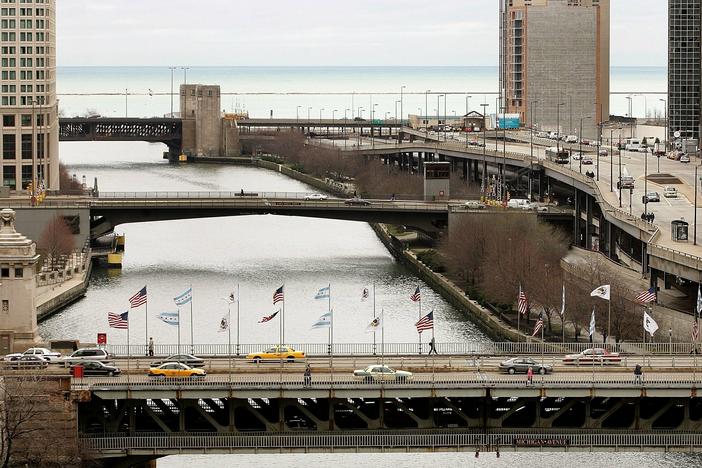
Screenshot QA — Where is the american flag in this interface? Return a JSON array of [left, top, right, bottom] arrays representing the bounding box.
[[532, 313, 544, 337], [273, 286, 284, 304], [693, 321, 699, 342], [415, 311, 434, 333], [129, 286, 147, 308], [518, 286, 529, 316], [636, 287, 657, 304], [259, 310, 279, 323], [108, 311, 129, 329], [410, 286, 421, 302]]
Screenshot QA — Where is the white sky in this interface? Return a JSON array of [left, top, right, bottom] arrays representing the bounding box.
[[56, 0, 667, 66]]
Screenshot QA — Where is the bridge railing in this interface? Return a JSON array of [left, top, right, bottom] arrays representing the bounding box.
[[102, 341, 702, 357], [78, 430, 702, 452]]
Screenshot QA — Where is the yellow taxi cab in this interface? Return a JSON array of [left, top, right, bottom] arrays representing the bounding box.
[[147, 362, 206, 378], [246, 345, 305, 363]]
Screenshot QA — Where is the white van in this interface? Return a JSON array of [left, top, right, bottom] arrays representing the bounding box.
[[625, 138, 642, 152], [507, 198, 530, 209]]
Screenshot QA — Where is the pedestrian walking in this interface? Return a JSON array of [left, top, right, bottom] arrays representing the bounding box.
[[633, 364, 643, 385], [526, 366, 533, 385], [303, 364, 312, 387], [428, 336, 438, 355], [148, 337, 154, 357]]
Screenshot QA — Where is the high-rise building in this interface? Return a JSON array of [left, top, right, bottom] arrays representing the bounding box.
[[500, 0, 610, 139], [668, 0, 701, 143], [0, 0, 59, 192]]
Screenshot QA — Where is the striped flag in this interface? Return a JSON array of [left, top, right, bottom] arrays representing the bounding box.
[[532, 313, 544, 337], [311, 312, 332, 329], [173, 287, 192, 306], [415, 311, 434, 334], [108, 311, 129, 329], [259, 310, 279, 323], [273, 286, 284, 305], [410, 286, 421, 302], [636, 287, 657, 304], [157, 311, 179, 325], [518, 285, 528, 316], [129, 286, 147, 308], [693, 321, 699, 342], [314, 286, 330, 300]]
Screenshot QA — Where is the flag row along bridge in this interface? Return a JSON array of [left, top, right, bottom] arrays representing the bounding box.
[[6, 343, 702, 464]]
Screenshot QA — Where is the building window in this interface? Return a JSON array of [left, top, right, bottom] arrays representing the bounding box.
[[20, 165, 31, 189], [2, 135, 15, 160], [14, 268, 22, 278], [21, 134, 31, 159], [20, 114, 31, 126], [2, 166, 16, 189], [2, 115, 14, 127], [2, 300, 8, 314], [0, 268, 8, 278]]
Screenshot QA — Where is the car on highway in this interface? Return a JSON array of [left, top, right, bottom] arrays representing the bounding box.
[[353, 365, 412, 383], [4, 347, 62, 362], [565, 135, 578, 144], [147, 362, 206, 378], [536, 131, 549, 139], [598, 149, 608, 157], [304, 193, 328, 201], [151, 354, 205, 368], [344, 197, 371, 206], [73, 361, 121, 377], [562, 348, 621, 365], [644, 191, 660, 203], [663, 186, 678, 198], [548, 132, 559, 140], [8, 355, 49, 369], [679, 154, 691, 163], [571, 152, 583, 160], [667, 151, 683, 160], [61, 348, 111, 366], [581, 156, 593, 165], [498, 357, 553, 375], [464, 200, 486, 210], [247, 345, 305, 363]]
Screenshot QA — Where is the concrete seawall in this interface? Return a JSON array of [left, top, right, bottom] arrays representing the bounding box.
[[36, 260, 92, 322]]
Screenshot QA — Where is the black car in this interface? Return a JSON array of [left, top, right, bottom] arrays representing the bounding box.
[[498, 357, 552, 375], [9, 355, 49, 369], [150, 354, 205, 368], [73, 360, 121, 376], [344, 197, 371, 206]]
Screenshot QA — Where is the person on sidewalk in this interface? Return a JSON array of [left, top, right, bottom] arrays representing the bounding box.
[[148, 337, 154, 357], [633, 364, 643, 385], [428, 336, 438, 355], [303, 364, 312, 387], [526, 366, 533, 386]]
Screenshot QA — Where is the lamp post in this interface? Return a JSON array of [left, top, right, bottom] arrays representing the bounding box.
[[400, 85, 406, 128], [394, 100, 401, 145], [332, 109, 337, 140], [579, 116, 592, 173], [618, 134, 623, 208], [425, 90, 430, 138], [465, 95, 472, 115], [307, 107, 312, 123], [358, 107, 365, 146], [168, 67, 176, 117], [529, 100, 538, 200], [124, 88, 128, 118], [344, 109, 349, 149], [296, 105, 301, 126], [437, 94, 444, 141], [556, 102, 565, 155], [660, 98, 667, 152], [609, 129, 615, 192], [181, 66, 190, 85], [480, 103, 489, 199], [372, 103, 378, 148]]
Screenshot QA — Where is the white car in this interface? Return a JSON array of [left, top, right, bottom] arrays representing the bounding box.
[[663, 186, 678, 198], [5, 347, 62, 362], [464, 200, 486, 210], [353, 365, 412, 383], [565, 135, 578, 143], [304, 193, 328, 201]]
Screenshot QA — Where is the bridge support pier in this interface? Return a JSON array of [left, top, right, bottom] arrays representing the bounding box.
[[574, 189, 581, 247], [585, 195, 593, 250]]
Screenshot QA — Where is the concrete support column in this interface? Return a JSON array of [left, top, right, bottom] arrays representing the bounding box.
[[462, 159, 468, 181], [573, 189, 581, 247], [609, 222, 617, 260], [473, 160, 479, 183], [585, 195, 593, 250], [642, 243, 648, 276]]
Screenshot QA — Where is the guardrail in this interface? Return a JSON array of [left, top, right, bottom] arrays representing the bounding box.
[[101, 341, 702, 357], [79, 430, 702, 451]]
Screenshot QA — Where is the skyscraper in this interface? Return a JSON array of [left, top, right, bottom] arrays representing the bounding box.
[[0, 0, 59, 192], [668, 0, 701, 143], [500, 0, 610, 139]]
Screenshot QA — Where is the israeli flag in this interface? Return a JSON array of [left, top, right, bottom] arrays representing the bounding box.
[[174, 287, 192, 306], [158, 311, 179, 325], [314, 286, 330, 300], [311, 312, 332, 329]]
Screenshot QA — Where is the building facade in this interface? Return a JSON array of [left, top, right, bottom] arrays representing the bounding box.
[[668, 0, 701, 143], [501, 0, 609, 139], [0, 0, 59, 192]]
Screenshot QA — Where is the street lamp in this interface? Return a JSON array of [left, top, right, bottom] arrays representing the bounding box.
[[529, 100, 538, 200], [307, 106, 312, 122], [437, 94, 444, 141], [425, 90, 431, 138], [579, 116, 592, 173], [296, 105, 301, 124], [465, 95, 472, 115], [400, 85, 406, 127], [556, 102, 565, 155], [168, 67, 176, 117], [480, 103, 489, 199], [660, 98, 667, 153], [332, 109, 338, 140], [344, 109, 349, 149], [372, 103, 378, 148]]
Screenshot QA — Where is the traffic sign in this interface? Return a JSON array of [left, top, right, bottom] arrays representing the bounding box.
[[372, 119, 382, 124], [97, 333, 107, 345]]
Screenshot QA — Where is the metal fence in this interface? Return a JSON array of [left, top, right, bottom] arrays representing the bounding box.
[[102, 341, 702, 358], [79, 430, 702, 452]]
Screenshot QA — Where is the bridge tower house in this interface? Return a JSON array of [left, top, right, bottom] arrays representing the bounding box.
[[0, 209, 41, 354], [180, 84, 240, 157]]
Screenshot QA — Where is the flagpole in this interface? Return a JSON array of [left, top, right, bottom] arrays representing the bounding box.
[[607, 299, 611, 344], [562, 284, 566, 344], [228, 298, 232, 382], [373, 282, 377, 355], [282, 284, 286, 345], [381, 308, 385, 366], [329, 283, 334, 384], [418, 291, 422, 354], [145, 286, 148, 356], [236, 283, 240, 356], [189, 284, 194, 354], [517, 308, 521, 343], [177, 307, 181, 355], [126, 319, 131, 384]]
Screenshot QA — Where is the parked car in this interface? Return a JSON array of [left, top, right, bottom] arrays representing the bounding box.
[[73, 360, 121, 377], [9, 355, 49, 369], [644, 191, 660, 203], [151, 354, 205, 368], [499, 357, 553, 375], [344, 197, 371, 206], [246, 345, 305, 363], [679, 154, 691, 163], [304, 193, 328, 201], [148, 362, 206, 379], [4, 347, 61, 362], [353, 365, 412, 383], [663, 186, 678, 198], [464, 200, 486, 210], [61, 348, 111, 366], [563, 348, 621, 365]]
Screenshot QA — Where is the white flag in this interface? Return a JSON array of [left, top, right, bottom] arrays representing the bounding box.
[[560, 283, 565, 316], [697, 285, 702, 319], [589, 308, 596, 337], [643, 311, 659, 337], [590, 285, 611, 301], [366, 316, 382, 333], [218, 316, 229, 332], [311, 312, 332, 329]]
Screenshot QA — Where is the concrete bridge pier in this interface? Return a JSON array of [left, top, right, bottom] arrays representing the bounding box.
[[574, 189, 581, 247], [585, 195, 593, 250]]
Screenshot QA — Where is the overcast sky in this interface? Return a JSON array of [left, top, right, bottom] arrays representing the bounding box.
[[57, 1, 667, 67]]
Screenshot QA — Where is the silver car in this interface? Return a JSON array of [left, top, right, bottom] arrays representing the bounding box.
[[353, 365, 412, 383], [61, 348, 111, 366]]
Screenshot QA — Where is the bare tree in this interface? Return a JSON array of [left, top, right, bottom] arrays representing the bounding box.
[[37, 215, 74, 270], [58, 163, 84, 195]]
